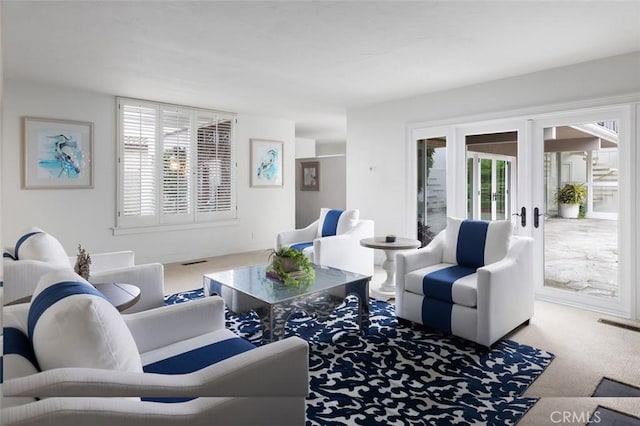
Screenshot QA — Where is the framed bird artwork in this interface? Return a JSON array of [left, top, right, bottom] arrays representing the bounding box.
[[250, 138, 283, 187], [23, 117, 94, 189]]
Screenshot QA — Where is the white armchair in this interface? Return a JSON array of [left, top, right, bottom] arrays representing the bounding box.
[[1, 271, 309, 425], [3, 228, 164, 313], [395, 217, 534, 347], [276, 208, 374, 276], [1, 397, 306, 426]]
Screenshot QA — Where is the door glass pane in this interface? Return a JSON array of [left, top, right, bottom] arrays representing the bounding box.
[[466, 131, 517, 221], [496, 160, 507, 219], [417, 137, 446, 247], [467, 157, 473, 219], [480, 159, 492, 220], [543, 121, 619, 299]]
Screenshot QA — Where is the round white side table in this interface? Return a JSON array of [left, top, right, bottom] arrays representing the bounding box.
[[360, 237, 421, 300]]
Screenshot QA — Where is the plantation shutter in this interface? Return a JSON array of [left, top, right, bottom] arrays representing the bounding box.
[[117, 97, 236, 229], [119, 101, 158, 227], [161, 107, 192, 222], [196, 113, 236, 220]]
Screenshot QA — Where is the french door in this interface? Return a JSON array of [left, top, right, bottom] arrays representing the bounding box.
[[466, 154, 515, 221], [454, 119, 530, 238], [412, 104, 635, 318], [531, 106, 632, 317]]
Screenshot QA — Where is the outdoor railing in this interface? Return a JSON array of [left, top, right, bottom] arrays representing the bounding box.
[[596, 121, 619, 133]]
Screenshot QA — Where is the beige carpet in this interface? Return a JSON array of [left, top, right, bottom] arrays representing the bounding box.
[[164, 251, 640, 426]]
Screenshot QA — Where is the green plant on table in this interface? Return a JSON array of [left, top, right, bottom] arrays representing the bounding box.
[[267, 247, 315, 287]]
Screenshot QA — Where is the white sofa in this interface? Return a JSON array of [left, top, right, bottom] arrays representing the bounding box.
[[276, 208, 375, 276], [3, 228, 164, 313], [395, 217, 534, 347], [1, 270, 309, 425]]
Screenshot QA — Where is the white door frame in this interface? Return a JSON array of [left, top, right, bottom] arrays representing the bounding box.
[[454, 119, 531, 236], [466, 152, 517, 221], [407, 126, 455, 239], [531, 105, 634, 318], [408, 97, 638, 321]]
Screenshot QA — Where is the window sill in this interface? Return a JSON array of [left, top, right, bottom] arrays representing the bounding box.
[[112, 219, 240, 236]]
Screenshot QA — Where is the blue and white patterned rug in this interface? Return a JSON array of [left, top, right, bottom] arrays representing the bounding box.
[[165, 289, 554, 425]]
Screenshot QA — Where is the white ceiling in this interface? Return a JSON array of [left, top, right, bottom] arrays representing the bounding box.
[[3, 1, 640, 142]]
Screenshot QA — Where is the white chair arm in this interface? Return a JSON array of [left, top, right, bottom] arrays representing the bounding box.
[[3, 303, 30, 332], [341, 219, 374, 240], [89, 263, 165, 313], [476, 236, 534, 346], [1, 396, 306, 426], [314, 220, 375, 276], [123, 297, 226, 354], [3, 260, 68, 305], [82, 251, 135, 272], [396, 232, 445, 275], [275, 220, 318, 249], [4, 337, 309, 398]]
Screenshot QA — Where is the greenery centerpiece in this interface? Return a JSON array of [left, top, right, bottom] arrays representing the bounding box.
[[555, 183, 587, 219], [266, 247, 315, 287]]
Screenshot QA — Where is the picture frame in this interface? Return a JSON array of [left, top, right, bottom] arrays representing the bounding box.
[[250, 139, 283, 187], [300, 161, 319, 191], [23, 117, 94, 189]]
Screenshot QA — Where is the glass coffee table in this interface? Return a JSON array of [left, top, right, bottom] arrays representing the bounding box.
[[203, 264, 370, 342]]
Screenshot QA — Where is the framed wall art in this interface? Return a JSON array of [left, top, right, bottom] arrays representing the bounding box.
[[23, 117, 94, 189], [300, 161, 319, 191], [250, 138, 283, 187]]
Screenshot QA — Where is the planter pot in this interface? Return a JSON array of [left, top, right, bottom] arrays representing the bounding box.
[[559, 203, 580, 219], [274, 255, 300, 273]]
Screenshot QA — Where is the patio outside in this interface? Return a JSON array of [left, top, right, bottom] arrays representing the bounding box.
[[544, 217, 618, 299]]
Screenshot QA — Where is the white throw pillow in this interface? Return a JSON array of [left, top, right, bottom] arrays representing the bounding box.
[[14, 227, 70, 268], [443, 217, 512, 268], [27, 269, 143, 373], [317, 208, 360, 237]]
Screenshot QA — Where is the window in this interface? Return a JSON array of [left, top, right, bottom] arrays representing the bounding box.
[[117, 98, 236, 229]]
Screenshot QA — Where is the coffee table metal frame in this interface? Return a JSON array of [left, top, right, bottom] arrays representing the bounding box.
[[203, 264, 370, 342]]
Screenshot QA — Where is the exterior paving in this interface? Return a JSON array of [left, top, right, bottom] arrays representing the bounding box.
[[544, 217, 618, 298]]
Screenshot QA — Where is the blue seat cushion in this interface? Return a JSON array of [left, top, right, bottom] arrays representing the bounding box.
[[290, 241, 313, 252], [142, 337, 256, 403], [422, 265, 477, 303]]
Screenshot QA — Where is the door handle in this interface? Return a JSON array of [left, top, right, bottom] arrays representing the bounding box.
[[512, 206, 526, 227], [534, 207, 545, 228]]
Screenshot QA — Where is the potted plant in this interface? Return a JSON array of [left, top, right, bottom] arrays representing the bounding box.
[[266, 247, 315, 287], [555, 183, 587, 218]]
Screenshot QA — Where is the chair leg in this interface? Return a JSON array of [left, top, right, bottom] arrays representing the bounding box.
[[397, 317, 413, 327]]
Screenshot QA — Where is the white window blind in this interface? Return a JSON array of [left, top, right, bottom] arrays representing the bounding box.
[[161, 107, 192, 221], [117, 97, 236, 229], [121, 102, 157, 224], [196, 114, 234, 220]]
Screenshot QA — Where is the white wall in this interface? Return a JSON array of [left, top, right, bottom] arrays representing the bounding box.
[[316, 141, 346, 156], [2, 80, 296, 264], [295, 137, 315, 158], [295, 155, 346, 228], [347, 52, 640, 238], [347, 51, 640, 318]]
